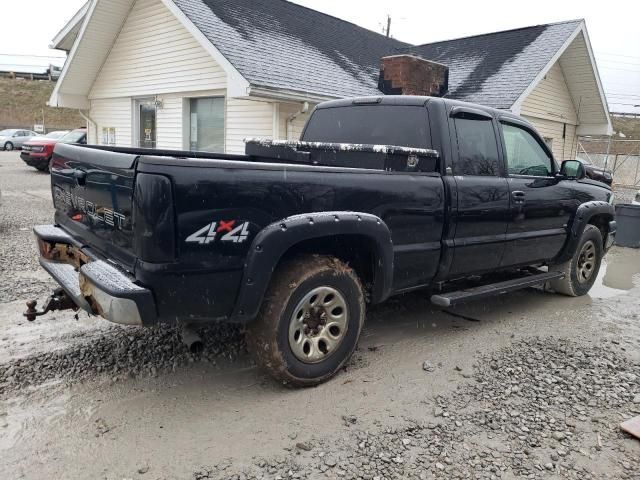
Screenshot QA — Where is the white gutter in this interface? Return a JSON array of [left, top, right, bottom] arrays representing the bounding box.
[[286, 102, 310, 140], [247, 86, 336, 105], [78, 109, 97, 144]]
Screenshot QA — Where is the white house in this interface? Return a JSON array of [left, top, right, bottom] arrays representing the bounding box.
[[50, 0, 611, 160]]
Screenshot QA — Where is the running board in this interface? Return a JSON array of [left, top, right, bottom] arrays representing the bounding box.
[[430, 271, 565, 308]]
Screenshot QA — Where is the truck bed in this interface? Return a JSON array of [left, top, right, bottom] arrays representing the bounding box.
[[49, 142, 445, 324]]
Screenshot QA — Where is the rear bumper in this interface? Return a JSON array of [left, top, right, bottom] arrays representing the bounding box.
[[34, 225, 156, 326], [21, 152, 50, 167]]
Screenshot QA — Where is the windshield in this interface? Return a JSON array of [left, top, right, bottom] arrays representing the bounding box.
[[59, 130, 86, 143], [0, 129, 18, 137], [46, 131, 69, 139]]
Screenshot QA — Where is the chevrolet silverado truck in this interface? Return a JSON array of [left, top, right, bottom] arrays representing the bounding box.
[[27, 96, 616, 386]]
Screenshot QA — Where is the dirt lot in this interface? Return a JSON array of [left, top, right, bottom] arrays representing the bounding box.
[[0, 151, 639, 480]]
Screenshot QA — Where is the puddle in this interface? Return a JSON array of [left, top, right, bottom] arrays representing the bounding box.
[[0, 385, 77, 451], [589, 247, 640, 299]]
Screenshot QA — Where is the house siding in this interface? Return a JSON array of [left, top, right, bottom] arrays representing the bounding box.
[[523, 116, 578, 162], [86, 0, 281, 153], [88, 97, 132, 146], [89, 0, 226, 100], [226, 99, 275, 154], [156, 94, 184, 150], [520, 62, 579, 161]]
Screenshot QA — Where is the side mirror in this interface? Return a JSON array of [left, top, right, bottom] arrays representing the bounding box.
[[560, 160, 586, 180]]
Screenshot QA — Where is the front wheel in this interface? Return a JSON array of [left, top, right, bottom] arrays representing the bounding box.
[[548, 224, 603, 297], [246, 255, 365, 387], [4, 142, 14, 151]]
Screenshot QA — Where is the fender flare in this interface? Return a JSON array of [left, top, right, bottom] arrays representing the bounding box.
[[230, 212, 394, 323], [557, 201, 615, 262]]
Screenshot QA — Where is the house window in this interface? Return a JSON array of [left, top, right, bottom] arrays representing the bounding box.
[[189, 97, 224, 152]]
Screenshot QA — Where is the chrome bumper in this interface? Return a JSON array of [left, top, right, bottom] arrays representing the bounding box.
[[34, 225, 156, 326]]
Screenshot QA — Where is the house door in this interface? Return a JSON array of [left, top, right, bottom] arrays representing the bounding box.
[[135, 99, 157, 148]]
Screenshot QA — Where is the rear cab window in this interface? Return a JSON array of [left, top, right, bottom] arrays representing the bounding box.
[[302, 105, 432, 149]]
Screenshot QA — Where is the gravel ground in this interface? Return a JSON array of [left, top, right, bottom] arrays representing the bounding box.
[[193, 338, 640, 480], [1, 151, 639, 479], [0, 323, 246, 395], [0, 153, 57, 302]]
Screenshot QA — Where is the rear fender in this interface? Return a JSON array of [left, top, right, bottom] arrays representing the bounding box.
[[230, 212, 394, 323], [556, 201, 615, 262]]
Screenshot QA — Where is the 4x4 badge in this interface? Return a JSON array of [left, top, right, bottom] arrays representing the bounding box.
[[186, 221, 251, 245]]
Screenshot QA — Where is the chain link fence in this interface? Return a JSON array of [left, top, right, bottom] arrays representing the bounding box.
[[577, 138, 640, 188]]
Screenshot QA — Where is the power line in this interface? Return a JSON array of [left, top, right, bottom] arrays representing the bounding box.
[[596, 51, 640, 60], [0, 53, 66, 59], [608, 102, 640, 107], [599, 66, 640, 73], [0, 64, 57, 69], [599, 59, 640, 67]]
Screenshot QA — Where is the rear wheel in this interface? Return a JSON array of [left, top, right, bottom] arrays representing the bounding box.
[[4, 142, 13, 151], [246, 255, 365, 387], [548, 224, 603, 297]]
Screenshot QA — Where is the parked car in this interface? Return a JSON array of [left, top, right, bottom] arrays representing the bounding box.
[[28, 96, 616, 386], [21, 128, 86, 172], [0, 129, 40, 151], [576, 157, 613, 185], [43, 130, 70, 140]]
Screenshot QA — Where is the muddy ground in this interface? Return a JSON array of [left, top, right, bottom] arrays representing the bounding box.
[[0, 151, 639, 479]]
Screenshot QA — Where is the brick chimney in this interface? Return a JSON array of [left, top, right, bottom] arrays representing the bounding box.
[[379, 55, 449, 97]]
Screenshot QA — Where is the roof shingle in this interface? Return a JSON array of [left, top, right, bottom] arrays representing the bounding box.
[[404, 20, 582, 108], [172, 0, 408, 98], [171, 0, 581, 108]]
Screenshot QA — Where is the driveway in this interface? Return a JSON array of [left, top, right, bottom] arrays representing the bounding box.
[[0, 150, 638, 479]]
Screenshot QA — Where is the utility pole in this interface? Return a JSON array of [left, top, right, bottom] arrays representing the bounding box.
[[385, 15, 392, 38]]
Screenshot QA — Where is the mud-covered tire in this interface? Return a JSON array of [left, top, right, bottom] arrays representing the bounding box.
[[548, 224, 603, 297], [246, 255, 365, 387]]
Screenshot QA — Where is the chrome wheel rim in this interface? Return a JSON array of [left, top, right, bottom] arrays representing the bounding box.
[[577, 240, 597, 284], [288, 286, 348, 364]]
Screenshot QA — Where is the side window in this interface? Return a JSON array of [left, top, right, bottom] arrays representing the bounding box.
[[502, 123, 553, 177], [453, 118, 500, 176]]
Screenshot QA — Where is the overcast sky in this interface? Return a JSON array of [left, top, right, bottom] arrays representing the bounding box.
[[1, 0, 638, 113]]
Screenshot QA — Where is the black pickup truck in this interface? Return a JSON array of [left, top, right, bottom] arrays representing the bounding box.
[[28, 96, 616, 386]]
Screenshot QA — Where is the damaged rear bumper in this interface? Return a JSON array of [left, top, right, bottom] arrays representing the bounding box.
[[34, 225, 156, 326]]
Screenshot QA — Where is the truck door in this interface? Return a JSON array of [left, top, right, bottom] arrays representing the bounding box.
[[447, 110, 510, 277], [498, 120, 572, 266]]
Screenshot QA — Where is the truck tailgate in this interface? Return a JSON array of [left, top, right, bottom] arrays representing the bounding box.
[[50, 143, 139, 271]]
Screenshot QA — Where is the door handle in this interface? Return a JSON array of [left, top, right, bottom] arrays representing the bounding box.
[[512, 191, 526, 204], [73, 169, 87, 186]]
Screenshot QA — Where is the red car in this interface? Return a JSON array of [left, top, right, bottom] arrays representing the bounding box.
[[21, 128, 87, 172]]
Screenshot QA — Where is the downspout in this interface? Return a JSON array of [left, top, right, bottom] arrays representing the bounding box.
[[78, 109, 97, 144], [286, 102, 309, 140]]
